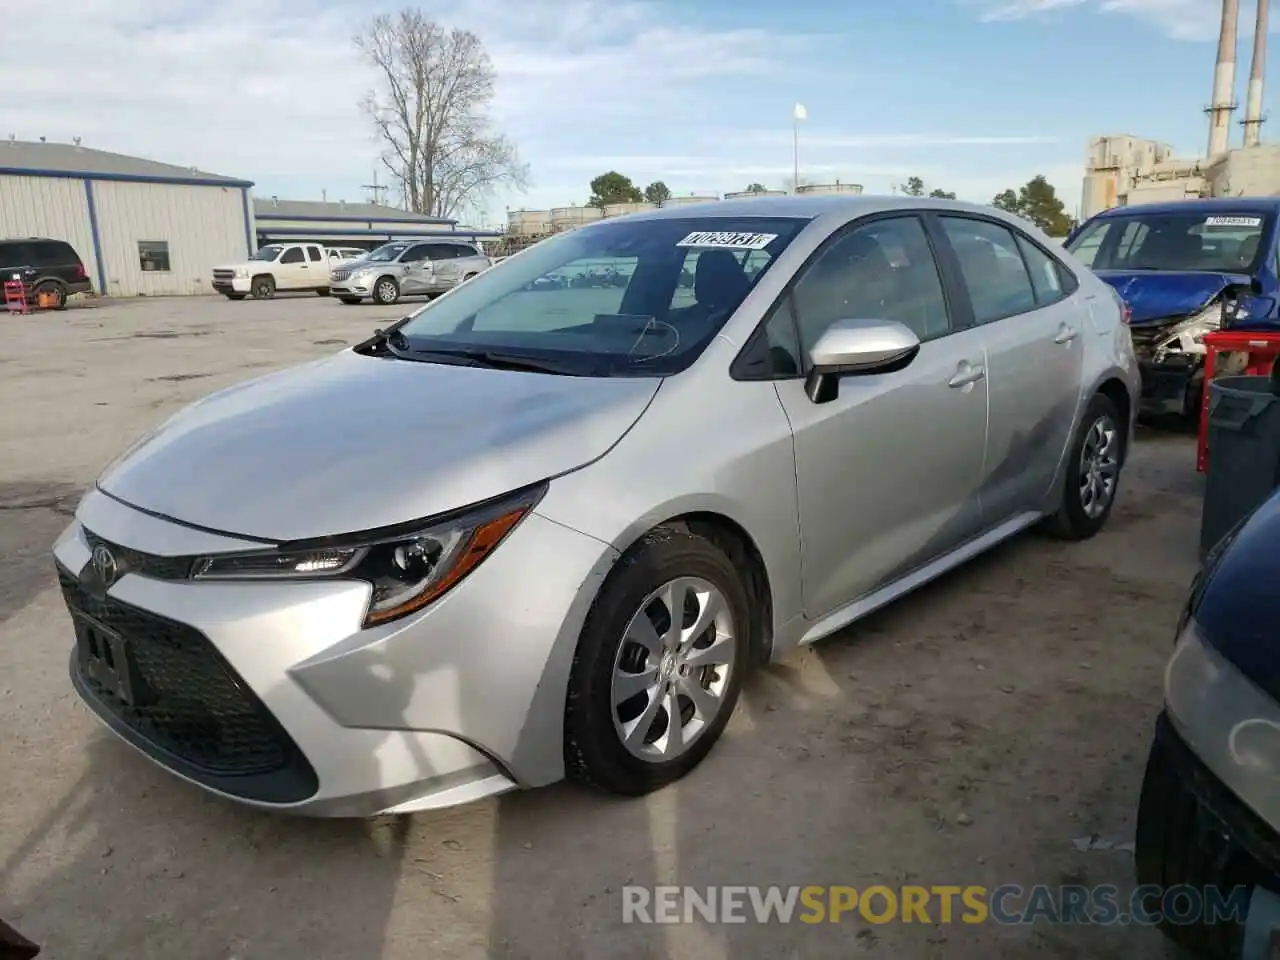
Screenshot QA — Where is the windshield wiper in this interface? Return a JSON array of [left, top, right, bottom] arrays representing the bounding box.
[[369, 331, 586, 375]]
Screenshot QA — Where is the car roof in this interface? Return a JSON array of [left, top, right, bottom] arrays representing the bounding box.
[[615, 194, 1008, 223], [1091, 197, 1280, 219], [0, 236, 67, 244]]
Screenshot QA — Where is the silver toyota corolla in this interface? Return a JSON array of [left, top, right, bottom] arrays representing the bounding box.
[[53, 196, 1139, 817]]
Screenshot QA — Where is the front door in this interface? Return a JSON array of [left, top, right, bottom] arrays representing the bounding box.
[[767, 213, 990, 618], [935, 215, 1085, 524], [276, 245, 307, 289]]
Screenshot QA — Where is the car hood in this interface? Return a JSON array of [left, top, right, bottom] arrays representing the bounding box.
[[97, 350, 660, 541], [1094, 270, 1253, 326]]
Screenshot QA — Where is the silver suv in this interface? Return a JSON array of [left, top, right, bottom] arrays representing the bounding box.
[[330, 239, 492, 305]]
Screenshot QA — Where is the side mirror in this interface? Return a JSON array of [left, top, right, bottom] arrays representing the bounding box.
[[805, 318, 921, 404]]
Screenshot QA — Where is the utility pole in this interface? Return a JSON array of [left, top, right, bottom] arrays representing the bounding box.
[[361, 168, 389, 206]]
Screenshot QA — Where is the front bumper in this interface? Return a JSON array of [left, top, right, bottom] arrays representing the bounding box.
[[54, 487, 617, 816], [329, 280, 369, 299], [1136, 713, 1277, 957], [1137, 356, 1201, 417], [211, 276, 251, 295]]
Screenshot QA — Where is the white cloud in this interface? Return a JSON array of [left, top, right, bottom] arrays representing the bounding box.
[[970, 0, 1270, 41], [0, 0, 808, 212]]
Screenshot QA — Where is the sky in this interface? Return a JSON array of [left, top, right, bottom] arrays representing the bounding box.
[[0, 0, 1272, 227]]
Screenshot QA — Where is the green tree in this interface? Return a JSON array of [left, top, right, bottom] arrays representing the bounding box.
[[1016, 175, 1072, 235], [588, 171, 643, 207], [929, 188, 957, 200], [900, 176, 925, 196], [745, 182, 767, 194], [643, 181, 672, 205], [992, 188, 1021, 214]]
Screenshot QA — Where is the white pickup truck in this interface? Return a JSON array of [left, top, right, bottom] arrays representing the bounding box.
[[212, 242, 338, 300]]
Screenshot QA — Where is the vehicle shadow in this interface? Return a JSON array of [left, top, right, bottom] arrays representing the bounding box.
[[2, 677, 413, 960]]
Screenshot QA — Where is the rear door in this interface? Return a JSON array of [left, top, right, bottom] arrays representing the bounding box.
[[427, 244, 463, 285], [934, 214, 1084, 525], [0, 242, 32, 279]]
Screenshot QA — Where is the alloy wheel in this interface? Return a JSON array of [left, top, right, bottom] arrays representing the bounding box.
[[610, 577, 737, 762], [376, 280, 397, 304], [1079, 414, 1119, 519]]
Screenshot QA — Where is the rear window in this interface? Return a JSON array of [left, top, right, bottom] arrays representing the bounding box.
[[1067, 209, 1272, 273]]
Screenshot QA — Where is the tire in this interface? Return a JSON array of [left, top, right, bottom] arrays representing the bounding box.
[[373, 276, 400, 305], [1043, 392, 1125, 541], [316, 287, 330, 297], [251, 275, 276, 300], [338, 296, 362, 305], [224, 293, 246, 301], [564, 526, 751, 796], [34, 280, 66, 310]]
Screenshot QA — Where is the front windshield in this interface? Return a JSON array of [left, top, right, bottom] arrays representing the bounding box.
[[1067, 209, 1271, 273], [366, 242, 411, 262], [249, 245, 283, 262], [395, 216, 809, 377]]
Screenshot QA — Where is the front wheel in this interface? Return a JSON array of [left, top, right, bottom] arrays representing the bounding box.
[[250, 275, 276, 300], [1043, 393, 1125, 540], [564, 527, 751, 796], [373, 276, 400, 305]]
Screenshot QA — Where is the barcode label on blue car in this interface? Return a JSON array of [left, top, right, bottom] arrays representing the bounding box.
[[1204, 216, 1263, 227], [675, 232, 778, 250]]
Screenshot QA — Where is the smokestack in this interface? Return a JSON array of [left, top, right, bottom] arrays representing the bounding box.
[[1208, 0, 1242, 156], [1244, 0, 1270, 146]]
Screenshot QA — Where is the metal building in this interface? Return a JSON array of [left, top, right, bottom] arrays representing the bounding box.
[[0, 139, 253, 297], [252, 198, 498, 249]]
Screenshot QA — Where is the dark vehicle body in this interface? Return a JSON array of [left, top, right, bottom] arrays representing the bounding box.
[[0, 237, 92, 309], [1065, 198, 1280, 418], [1136, 486, 1280, 956]]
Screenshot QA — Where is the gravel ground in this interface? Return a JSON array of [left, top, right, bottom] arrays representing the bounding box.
[[0, 295, 1200, 959]]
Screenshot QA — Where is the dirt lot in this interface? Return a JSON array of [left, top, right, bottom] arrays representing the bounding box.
[[0, 295, 1200, 959]]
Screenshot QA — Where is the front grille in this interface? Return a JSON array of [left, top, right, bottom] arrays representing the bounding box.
[[1135, 714, 1280, 957], [212, 269, 235, 281], [331, 269, 351, 282], [60, 567, 294, 779], [82, 528, 192, 581]]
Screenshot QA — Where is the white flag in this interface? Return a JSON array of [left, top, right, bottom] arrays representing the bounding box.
[[793, 103, 807, 122]]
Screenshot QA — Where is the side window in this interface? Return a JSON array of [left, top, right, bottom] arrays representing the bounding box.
[[432, 245, 460, 259], [454, 244, 478, 258], [735, 298, 802, 379], [30, 242, 61, 266], [1014, 234, 1068, 307], [307, 246, 323, 262], [280, 246, 305, 264], [939, 217, 1038, 323], [0, 242, 30, 271], [791, 215, 951, 353], [400, 244, 432, 263]]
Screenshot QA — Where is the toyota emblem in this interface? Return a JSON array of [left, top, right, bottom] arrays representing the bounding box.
[[91, 544, 118, 588]]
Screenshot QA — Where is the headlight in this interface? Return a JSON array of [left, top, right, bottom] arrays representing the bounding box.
[[234, 267, 249, 279], [351, 269, 374, 283], [1153, 303, 1222, 358], [191, 484, 545, 627]]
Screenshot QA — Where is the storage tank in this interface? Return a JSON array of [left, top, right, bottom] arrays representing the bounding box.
[[661, 194, 719, 206], [550, 205, 604, 231], [601, 201, 657, 218], [796, 182, 864, 195], [507, 209, 551, 236], [723, 190, 788, 199], [1080, 171, 1119, 219]]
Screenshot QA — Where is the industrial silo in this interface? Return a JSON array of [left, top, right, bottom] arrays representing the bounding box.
[[601, 201, 658, 218], [506, 209, 552, 236], [723, 189, 788, 199], [550, 205, 604, 232], [795, 182, 864, 195], [661, 194, 720, 207]]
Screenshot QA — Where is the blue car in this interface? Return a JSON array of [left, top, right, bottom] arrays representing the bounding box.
[[1065, 198, 1280, 419], [1136, 487, 1280, 956]]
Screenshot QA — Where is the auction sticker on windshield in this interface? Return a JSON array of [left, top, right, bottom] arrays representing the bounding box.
[[1204, 216, 1263, 227], [676, 232, 778, 250]]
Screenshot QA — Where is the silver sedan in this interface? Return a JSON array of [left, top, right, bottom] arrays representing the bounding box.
[[53, 196, 1139, 816]]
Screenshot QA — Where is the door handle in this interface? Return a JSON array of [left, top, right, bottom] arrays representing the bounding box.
[[948, 362, 986, 388], [1053, 324, 1078, 344]]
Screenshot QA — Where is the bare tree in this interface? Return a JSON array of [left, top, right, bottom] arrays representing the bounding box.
[[355, 10, 529, 220]]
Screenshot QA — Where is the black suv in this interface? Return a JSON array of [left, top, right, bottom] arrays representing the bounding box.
[[0, 237, 92, 309]]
